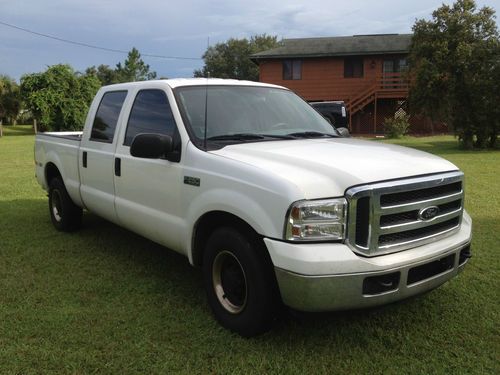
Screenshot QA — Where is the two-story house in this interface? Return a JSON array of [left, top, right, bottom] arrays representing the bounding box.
[[251, 33, 445, 134]]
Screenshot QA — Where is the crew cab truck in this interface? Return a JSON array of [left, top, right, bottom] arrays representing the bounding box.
[[35, 79, 472, 337]]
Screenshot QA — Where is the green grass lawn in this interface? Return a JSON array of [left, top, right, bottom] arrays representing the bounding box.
[[0, 126, 498, 374]]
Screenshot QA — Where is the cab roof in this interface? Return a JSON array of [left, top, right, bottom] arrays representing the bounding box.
[[102, 78, 286, 90]]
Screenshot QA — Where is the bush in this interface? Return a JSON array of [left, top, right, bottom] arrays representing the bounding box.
[[384, 115, 410, 138]]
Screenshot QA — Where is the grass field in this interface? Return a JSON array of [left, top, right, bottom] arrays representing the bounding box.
[[0, 125, 498, 374]]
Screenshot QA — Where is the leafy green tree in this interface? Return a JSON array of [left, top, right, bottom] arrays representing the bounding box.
[[84, 64, 118, 86], [408, 0, 499, 149], [194, 34, 280, 81], [115, 47, 157, 82], [86, 48, 157, 85], [20, 64, 101, 132], [0, 75, 21, 125]]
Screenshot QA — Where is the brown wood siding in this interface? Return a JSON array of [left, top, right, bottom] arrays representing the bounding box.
[[259, 56, 395, 101], [257, 54, 446, 134]]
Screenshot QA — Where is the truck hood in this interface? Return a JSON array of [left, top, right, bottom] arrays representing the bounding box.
[[210, 138, 458, 199]]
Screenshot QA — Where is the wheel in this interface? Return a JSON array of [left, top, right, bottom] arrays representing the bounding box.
[[203, 227, 281, 337], [48, 177, 82, 232]]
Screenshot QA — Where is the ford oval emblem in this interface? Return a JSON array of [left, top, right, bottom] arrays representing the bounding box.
[[418, 206, 440, 221]]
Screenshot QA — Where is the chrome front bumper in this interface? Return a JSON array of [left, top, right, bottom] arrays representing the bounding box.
[[274, 242, 470, 311], [265, 211, 472, 312]]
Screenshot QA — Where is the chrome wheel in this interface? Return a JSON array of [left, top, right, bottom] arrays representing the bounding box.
[[51, 190, 62, 222], [212, 250, 247, 314]]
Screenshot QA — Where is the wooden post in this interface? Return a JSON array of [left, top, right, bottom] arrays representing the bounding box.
[[373, 94, 378, 134], [33, 119, 38, 134]]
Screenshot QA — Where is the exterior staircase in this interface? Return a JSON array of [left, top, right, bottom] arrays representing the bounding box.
[[346, 73, 409, 130]]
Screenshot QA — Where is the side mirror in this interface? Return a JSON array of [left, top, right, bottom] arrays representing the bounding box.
[[337, 127, 351, 138], [130, 133, 173, 159]]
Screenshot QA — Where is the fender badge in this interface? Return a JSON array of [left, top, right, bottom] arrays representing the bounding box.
[[184, 176, 200, 187]]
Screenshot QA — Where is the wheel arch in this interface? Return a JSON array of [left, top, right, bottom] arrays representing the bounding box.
[[191, 210, 265, 267], [45, 162, 62, 186]]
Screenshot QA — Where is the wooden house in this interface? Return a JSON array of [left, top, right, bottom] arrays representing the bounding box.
[[251, 34, 445, 134]]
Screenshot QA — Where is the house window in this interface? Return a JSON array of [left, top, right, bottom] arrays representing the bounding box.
[[344, 57, 364, 78], [383, 58, 408, 73], [283, 60, 302, 80]]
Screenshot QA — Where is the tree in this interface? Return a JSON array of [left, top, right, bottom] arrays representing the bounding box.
[[115, 47, 157, 82], [0, 75, 21, 125], [408, 0, 499, 149], [194, 34, 280, 81], [20, 64, 101, 132], [84, 64, 118, 86], [85, 48, 157, 85]]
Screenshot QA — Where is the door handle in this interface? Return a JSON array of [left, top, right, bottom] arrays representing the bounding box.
[[115, 157, 121, 177], [82, 151, 87, 168]]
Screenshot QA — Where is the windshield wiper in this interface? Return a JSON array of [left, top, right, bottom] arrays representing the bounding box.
[[207, 133, 266, 141], [287, 131, 339, 138], [259, 134, 295, 139], [207, 133, 297, 141]]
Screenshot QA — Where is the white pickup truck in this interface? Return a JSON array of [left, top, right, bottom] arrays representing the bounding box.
[[35, 79, 472, 336]]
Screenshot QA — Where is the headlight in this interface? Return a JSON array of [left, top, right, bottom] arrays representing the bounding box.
[[284, 198, 347, 241]]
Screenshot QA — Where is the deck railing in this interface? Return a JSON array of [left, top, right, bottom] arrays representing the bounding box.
[[347, 72, 409, 112], [377, 72, 409, 90]]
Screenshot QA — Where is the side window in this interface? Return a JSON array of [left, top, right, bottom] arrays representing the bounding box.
[[90, 91, 127, 143], [124, 89, 177, 146]]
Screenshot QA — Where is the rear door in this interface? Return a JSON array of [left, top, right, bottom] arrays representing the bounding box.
[[79, 90, 128, 223]]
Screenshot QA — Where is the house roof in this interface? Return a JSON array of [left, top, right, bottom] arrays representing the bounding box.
[[251, 34, 412, 60]]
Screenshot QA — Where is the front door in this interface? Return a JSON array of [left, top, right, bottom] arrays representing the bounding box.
[[113, 87, 184, 251]]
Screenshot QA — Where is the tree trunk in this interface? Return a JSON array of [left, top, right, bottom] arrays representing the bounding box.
[[489, 133, 498, 149], [0, 119, 3, 138], [33, 119, 38, 134], [461, 131, 474, 150]]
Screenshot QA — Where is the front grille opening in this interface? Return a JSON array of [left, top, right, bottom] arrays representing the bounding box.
[[379, 199, 462, 227], [355, 197, 370, 247], [459, 244, 472, 265], [379, 217, 460, 246], [380, 181, 462, 207], [407, 254, 455, 285], [380, 210, 418, 226], [438, 199, 462, 214], [363, 272, 400, 295]]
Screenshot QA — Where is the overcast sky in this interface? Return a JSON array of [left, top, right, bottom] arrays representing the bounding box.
[[1, 0, 498, 81]]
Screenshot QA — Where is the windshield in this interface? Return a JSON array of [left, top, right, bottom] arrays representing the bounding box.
[[174, 85, 338, 149]]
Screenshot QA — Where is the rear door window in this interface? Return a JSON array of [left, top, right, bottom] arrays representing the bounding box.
[[90, 91, 127, 143]]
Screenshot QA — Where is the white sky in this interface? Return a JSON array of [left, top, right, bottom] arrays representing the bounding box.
[[0, 0, 498, 80]]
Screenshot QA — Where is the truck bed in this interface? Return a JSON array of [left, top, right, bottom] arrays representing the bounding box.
[[37, 131, 83, 141], [34, 132, 83, 206]]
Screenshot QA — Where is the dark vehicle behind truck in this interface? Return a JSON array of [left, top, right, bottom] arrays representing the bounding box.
[[310, 101, 349, 129]]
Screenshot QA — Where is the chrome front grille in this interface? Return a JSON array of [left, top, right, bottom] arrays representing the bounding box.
[[346, 171, 464, 256]]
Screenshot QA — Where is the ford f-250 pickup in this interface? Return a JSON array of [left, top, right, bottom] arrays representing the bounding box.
[[35, 79, 472, 336]]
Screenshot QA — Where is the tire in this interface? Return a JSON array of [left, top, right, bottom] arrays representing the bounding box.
[[203, 226, 281, 337], [48, 177, 82, 232]]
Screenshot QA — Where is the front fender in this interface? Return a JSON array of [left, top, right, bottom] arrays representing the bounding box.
[[184, 188, 283, 264]]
